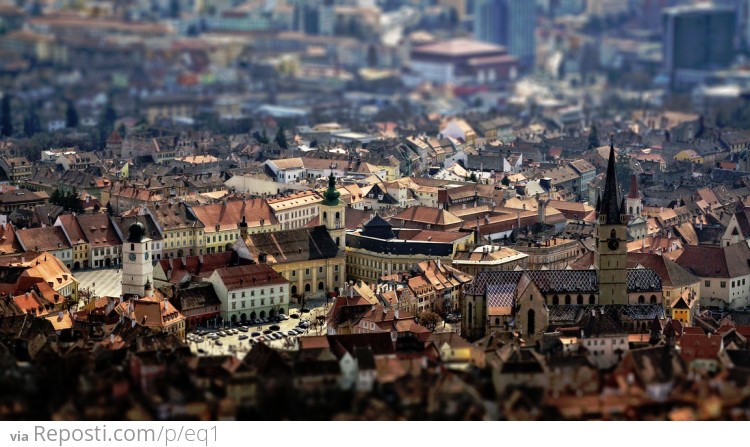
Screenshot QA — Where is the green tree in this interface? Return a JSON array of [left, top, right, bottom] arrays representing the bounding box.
[[501, 175, 511, 186], [65, 99, 79, 128], [275, 125, 288, 149], [1, 94, 12, 137], [418, 310, 441, 332], [253, 129, 269, 144], [50, 188, 63, 206], [469, 172, 478, 182]]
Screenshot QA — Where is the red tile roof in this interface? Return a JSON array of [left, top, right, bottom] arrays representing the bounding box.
[[212, 264, 287, 291], [679, 333, 722, 362]]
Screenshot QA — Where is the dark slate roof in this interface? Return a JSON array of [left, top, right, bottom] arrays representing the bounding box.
[[627, 268, 662, 292], [487, 283, 516, 308], [361, 213, 395, 239], [465, 270, 598, 296], [346, 232, 455, 257], [548, 304, 665, 324], [580, 310, 627, 337], [245, 225, 339, 263]]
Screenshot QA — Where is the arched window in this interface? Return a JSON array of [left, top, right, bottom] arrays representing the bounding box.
[[318, 281, 324, 291], [552, 295, 559, 305], [577, 294, 583, 305], [650, 295, 657, 304], [304, 283, 311, 293], [589, 295, 596, 304], [495, 317, 500, 326], [335, 211, 340, 220], [323, 212, 327, 220], [565, 295, 571, 305], [610, 229, 616, 239], [130, 243, 134, 251], [638, 295, 645, 304]]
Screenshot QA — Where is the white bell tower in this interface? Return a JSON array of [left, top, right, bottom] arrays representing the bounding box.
[[122, 221, 154, 298]]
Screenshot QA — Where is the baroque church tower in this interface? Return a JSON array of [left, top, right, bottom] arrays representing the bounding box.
[[595, 144, 629, 305], [320, 173, 346, 251]]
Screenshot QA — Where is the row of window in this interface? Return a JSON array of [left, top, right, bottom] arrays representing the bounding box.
[[704, 279, 745, 289], [231, 297, 284, 310], [231, 286, 284, 299]]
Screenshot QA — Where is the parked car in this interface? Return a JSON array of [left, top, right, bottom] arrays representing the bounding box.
[[269, 324, 281, 331], [238, 326, 248, 332], [287, 330, 297, 336], [238, 335, 248, 340], [215, 340, 223, 346], [290, 313, 300, 319], [263, 329, 273, 335], [278, 314, 289, 320], [198, 348, 206, 354], [278, 332, 287, 338], [251, 332, 261, 337]]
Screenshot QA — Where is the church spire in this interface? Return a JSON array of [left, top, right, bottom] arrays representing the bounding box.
[[322, 173, 340, 206], [597, 140, 624, 225]]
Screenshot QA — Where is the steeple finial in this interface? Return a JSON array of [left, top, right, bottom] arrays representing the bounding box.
[[322, 173, 340, 206]]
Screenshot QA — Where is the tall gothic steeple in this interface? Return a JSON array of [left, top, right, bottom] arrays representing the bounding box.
[[595, 141, 629, 305], [596, 143, 626, 225]]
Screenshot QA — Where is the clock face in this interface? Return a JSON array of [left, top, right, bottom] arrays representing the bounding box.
[[145, 252, 149, 260], [607, 239, 619, 251], [128, 253, 136, 261]]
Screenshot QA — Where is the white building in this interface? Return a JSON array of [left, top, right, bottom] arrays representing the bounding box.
[[267, 190, 322, 230], [208, 263, 290, 323]]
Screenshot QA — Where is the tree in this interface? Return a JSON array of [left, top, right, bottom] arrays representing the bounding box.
[[1, 94, 12, 137], [65, 99, 79, 128], [588, 124, 600, 149], [275, 125, 288, 149], [418, 311, 441, 332], [253, 129, 269, 144], [469, 172, 478, 183], [501, 175, 511, 186]]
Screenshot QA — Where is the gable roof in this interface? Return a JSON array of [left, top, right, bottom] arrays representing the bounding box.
[[16, 226, 72, 252], [243, 226, 339, 264]]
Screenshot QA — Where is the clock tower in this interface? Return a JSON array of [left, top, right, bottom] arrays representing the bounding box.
[[122, 222, 154, 298], [595, 143, 629, 305], [320, 173, 346, 251]]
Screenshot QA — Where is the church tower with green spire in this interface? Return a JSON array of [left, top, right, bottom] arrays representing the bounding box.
[[320, 173, 346, 250]]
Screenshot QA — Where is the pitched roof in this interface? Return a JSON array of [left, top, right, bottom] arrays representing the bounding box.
[[465, 268, 661, 296], [243, 226, 339, 264], [212, 264, 287, 291], [75, 213, 121, 247], [627, 253, 698, 288], [16, 226, 72, 252], [391, 206, 462, 227], [190, 199, 278, 233]]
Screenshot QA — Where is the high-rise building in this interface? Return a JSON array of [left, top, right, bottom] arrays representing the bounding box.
[[473, 0, 536, 69], [663, 4, 736, 78]]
